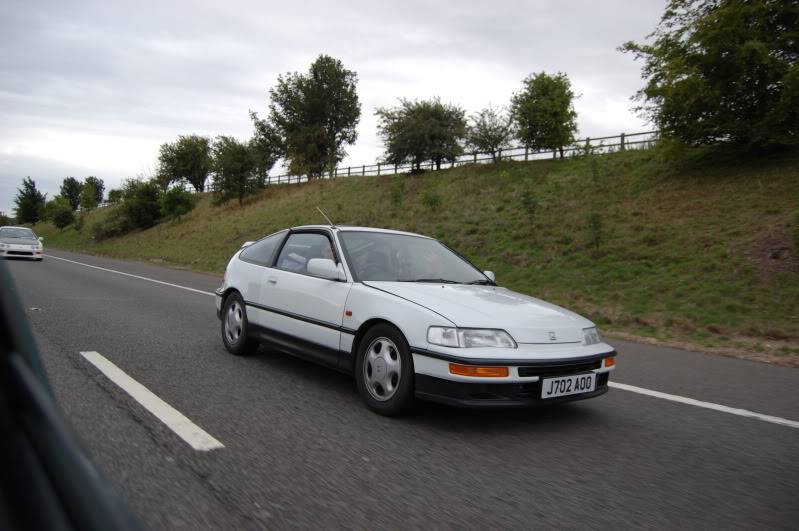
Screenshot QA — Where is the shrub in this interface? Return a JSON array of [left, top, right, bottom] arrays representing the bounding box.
[[89, 208, 131, 240], [50, 199, 74, 230], [73, 213, 85, 231], [107, 189, 123, 204], [421, 190, 442, 210], [160, 184, 197, 221], [586, 212, 604, 251], [120, 179, 161, 229]]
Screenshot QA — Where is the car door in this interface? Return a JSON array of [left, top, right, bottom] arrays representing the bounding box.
[[260, 230, 351, 369], [235, 230, 288, 328]]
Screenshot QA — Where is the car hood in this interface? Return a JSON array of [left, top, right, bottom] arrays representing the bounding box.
[[0, 238, 39, 246], [363, 282, 593, 344]]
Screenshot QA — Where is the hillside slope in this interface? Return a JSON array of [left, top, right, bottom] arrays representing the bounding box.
[[35, 147, 799, 364]]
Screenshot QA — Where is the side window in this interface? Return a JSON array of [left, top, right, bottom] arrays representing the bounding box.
[[276, 233, 335, 275], [239, 231, 286, 267]]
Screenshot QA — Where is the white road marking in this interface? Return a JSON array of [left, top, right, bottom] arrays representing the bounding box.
[[80, 351, 224, 451], [46, 254, 214, 297], [46, 254, 798, 431], [610, 382, 799, 430]]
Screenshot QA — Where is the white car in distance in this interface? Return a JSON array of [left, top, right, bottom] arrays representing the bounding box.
[[215, 225, 616, 415], [0, 226, 44, 261]]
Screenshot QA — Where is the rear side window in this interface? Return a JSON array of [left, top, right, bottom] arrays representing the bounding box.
[[239, 231, 286, 267]]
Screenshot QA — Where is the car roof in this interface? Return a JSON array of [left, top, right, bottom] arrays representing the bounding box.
[[0, 226, 33, 231], [292, 225, 432, 239]]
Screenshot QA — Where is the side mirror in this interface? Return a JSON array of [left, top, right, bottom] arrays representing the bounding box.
[[307, 258, 342, 281], [483, 270, 496, 283], [241, 240, 255, 249], [38, 237, 44, 242]]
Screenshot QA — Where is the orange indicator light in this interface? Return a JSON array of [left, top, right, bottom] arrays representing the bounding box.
[[448, 364, 509, 377]]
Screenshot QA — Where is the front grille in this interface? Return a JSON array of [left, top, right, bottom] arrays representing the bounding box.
[[517, 358, 602, 377], [7, 251, 33, 256]]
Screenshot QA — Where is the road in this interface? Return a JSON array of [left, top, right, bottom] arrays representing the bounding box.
[[5, 250, 799, 530]]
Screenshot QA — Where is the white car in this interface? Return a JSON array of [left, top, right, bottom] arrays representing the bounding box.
[[215, 225, 616, 415], [0, 226, 44, 261]]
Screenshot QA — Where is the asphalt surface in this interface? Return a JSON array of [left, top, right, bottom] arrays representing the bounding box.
[[5, 249, 799, 530]]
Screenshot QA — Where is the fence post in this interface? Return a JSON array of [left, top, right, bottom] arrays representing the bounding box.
[[362, 165, 365, 176], [473, 152, 477, 163], [348, 166, 351, 177], [394, 164, 398, 174], [586, 137, 591, 155], [620, 132, 626, 151], [377, 163, 381, 176], [497, 148, 502, 162], [525, 147, 529, 161]]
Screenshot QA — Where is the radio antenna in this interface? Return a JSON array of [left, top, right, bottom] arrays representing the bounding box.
[[316, 206, 335, 226]]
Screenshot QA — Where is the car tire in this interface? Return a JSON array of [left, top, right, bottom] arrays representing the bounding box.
[[355, 324, 414, 416], [221, 292, 258, 356]]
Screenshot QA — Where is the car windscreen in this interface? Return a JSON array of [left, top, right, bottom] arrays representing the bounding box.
[[0, 228, 36, 239], [339, 231, 487, 283]]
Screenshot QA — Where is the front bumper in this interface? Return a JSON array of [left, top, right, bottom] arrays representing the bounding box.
[[214, 288, 224, 319], [1, 248, 43, 259], [415, 372, 610, 408]]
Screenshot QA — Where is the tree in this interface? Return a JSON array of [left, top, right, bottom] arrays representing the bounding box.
[[107, 189, 123, 203], [249, 111, 281, 186], [158, 135, 212, 192], [120, 179, 161, 229], [375, 97, 467, 172], [160, 184, 197, 221], [60, 177, 83, 210], [620, 0, 799, 147], [80, 176, 105, 210], [212, 136, 257, 205], [14, 177, 46, 224], [466, 105, 514, 161], [510, 72, 578, 158], [268, 54, 361, 178], [44, 196, 74, 230], [0, 212, 12, 226]]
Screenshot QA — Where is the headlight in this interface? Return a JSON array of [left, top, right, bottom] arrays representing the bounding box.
[[427, 327, 517, 348], [0, 243, 8, 249], [583, 327, 601, 345]]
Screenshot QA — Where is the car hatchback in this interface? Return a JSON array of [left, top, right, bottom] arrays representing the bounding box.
[[215, 225, 616, 415]]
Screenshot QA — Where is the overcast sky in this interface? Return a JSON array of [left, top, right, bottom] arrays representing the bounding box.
[[0, 0, 664, 215]]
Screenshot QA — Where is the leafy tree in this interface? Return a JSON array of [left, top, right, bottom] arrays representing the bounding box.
[[375, 97, 467, 171], [160, 184, 197, 220], [80, 176, 105, 210], [107, 189, 123, 203], [212, 136, 257, 205], [249, 111, 281, 186], [621, 0, 799, 147], [510, 72, 578, 158], [60, 177, 83, 210], [0, 212, 12, 226], [14, 177, 46, 224], [120, 179, 161, 229], [158, 135, 213, 191], [44, 196, 74, 230], [268, 54, 360, 178], [466, 105, 514, 161]]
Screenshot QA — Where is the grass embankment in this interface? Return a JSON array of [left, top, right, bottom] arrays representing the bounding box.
[[35, 147, 799, 365]]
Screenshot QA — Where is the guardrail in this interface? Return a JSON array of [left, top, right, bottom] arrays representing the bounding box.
[[263, 130, 659, 185]]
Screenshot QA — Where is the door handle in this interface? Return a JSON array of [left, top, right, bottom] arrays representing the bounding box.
[[267, 276, 278, 285]]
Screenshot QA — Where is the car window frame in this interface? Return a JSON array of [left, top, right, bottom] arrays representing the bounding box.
[[237, 229, 288, 268], [273, 228, 344, 280]]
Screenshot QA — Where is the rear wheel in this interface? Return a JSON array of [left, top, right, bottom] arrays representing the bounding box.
[[221, 292, 258, 356], [355, 324, 414, 416]]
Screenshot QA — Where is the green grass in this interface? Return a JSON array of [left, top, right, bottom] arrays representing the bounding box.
[[35, 145, 799, 362]]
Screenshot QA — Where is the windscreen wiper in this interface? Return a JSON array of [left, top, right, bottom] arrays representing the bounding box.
[[399, 278, 460, 284], [467, 279, 494, 285]]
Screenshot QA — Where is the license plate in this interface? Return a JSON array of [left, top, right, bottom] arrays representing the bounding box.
[[541, 373, 596, 399]]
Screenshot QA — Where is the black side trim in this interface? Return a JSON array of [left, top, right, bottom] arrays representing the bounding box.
[[245, 301, 356, 334], [249, 324, 351, 374], [410, 347, 616, 367]]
